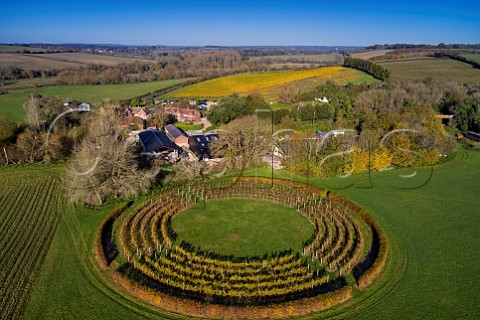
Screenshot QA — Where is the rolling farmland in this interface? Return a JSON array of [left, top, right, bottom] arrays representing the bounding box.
[[18, 147, 480, 319], [0, 78, 191, 123], [0, 45, 51, 53], [166, 66, 374, 100], [351, 49, 393, 60], [250, 53, 343, 69], [378, 57, 480, 82], [0, 52, 152, 70], [0, 166, 64, 320]]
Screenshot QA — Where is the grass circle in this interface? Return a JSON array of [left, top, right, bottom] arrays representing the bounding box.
[[171, 199, 315, 257]]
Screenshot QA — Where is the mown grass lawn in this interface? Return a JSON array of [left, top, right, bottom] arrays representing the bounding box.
[[171, 199, 314, 257]]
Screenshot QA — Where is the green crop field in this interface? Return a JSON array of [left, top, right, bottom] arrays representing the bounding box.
[[0, 166, 64, 320], [378, 57, 480, 82], [0, 78, 190, 123], [172, 199, 315, 257], [2, 77, 57, 91], [3, 147, 477, 319], [462, 54, 480, 63]]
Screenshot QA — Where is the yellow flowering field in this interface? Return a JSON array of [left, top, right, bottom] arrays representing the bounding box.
[[166, 66, 360, 100]]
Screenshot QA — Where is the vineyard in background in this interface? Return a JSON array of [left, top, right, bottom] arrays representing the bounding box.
[[0, 166, 64, 320], [165, 66, 360, 100]]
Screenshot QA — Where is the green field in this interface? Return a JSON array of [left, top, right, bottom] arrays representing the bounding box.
[[462, 54, 480, 63], [2, 77, 57, 91], [172, 199, 314, 257], [0, 79, 190, 123], [378, 57, 480, 82], [0, 166, 64, 320], [2, 147, 477, 319]]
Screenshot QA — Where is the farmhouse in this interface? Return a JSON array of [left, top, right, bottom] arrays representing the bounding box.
[[166, 106, 202, 124], [164, 124, 189, 148], [188, 133, 219, 161], [124, 107, 150, 120], [123, 107, 152, 129]]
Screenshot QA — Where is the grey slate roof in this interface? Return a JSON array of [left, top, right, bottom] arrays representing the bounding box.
[[165, 124, 188, 139], [188, 133, 219, 159], [138, 129, 180, 152]]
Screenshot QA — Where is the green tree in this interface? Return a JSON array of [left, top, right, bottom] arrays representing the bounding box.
[[207, 94, 247, 125], [130, 98, 139, 107], [455, 98, 480, 132], [0, 118, 16, 143], [245, 94, 269, 114], [0, 117, 17, 164]]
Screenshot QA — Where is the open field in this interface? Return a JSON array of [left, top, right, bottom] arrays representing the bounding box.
[[0, 53, 83, 70], [378, 57, 480, 82], [351, 50, 393, 60], [0, 52, 153, 70], [0, 45, 51, 53], [462, 53, 480, 63], [25, 52, 153, 65], [0, 78, 190, 123], [15, 146, 480, 319], [250, 53, 343, 68], [0, 166, 64, 320], [172, 199, 315, 257], [1, 77, 57, 91], [251, 54, 342, 63], [166, 67, 375, 100]]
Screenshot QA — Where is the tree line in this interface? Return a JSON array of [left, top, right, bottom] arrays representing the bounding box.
[[1, 51, 279, 88], [343, 57, 390, 81]]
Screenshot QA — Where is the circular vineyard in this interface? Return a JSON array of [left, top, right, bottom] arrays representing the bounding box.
[[102, 179, 387, 318]]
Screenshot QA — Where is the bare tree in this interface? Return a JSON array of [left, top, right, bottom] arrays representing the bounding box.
[[15, 128, 45, 163], [152, 106, 169, 129], [66, 114, 157, 205], [23, 93, 42, 129], [167, 158, 212, 183], [211, 115, 271, 171]]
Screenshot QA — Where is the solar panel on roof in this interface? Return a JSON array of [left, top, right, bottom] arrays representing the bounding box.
[[139, 129, 179, 152]]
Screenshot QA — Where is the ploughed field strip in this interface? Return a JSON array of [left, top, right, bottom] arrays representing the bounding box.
[[116, 181, 373, 308]]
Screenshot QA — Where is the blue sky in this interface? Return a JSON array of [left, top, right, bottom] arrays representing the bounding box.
[[1, 0, 479, 46]]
